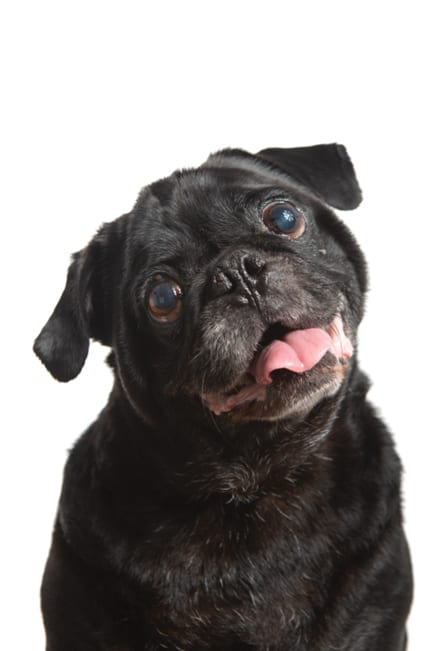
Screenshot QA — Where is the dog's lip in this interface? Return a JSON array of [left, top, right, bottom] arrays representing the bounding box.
[[201, 314, 353, 416], [201, 376, 267, 417]]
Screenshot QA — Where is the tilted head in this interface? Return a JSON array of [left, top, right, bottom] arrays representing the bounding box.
[[34, 144, 367, 425]]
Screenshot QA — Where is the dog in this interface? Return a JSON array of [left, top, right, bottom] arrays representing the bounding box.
[[34, 144, 412, 650]]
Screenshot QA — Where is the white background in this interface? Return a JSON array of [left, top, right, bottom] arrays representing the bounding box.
[[1, 2, 432, 649]]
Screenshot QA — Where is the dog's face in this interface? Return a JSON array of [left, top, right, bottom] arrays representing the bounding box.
[[34, 145, 367, 425]]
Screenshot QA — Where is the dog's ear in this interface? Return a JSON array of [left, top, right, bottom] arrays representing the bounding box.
[[256, 144, 362, 210], [33, 215, 128, 382]]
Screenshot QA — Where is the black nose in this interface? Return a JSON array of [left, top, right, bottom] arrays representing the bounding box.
[[210, 252, 267, 302]]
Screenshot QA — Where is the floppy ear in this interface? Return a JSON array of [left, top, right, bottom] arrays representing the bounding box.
[[33, 215, 128, 382], [256, 143, 362, 210]]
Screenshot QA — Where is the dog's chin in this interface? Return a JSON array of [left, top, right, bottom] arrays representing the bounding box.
[[201, 361, 348, 422]]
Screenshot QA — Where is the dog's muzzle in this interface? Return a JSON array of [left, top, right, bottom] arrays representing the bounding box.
[[201, 314, 353, 416]]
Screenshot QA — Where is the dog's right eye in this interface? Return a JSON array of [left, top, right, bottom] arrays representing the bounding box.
[[147, 277, 183, 322]]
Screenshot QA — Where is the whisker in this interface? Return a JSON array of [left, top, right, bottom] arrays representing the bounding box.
[[199, 365, 223, 435], [330, 319, 344, 357]]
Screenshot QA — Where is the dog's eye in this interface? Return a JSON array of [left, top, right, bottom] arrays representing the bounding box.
[[262, 202, 305, 239], [147, 278, 183, 322]]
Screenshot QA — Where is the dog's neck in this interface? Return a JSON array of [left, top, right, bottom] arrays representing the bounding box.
[[101, 363, 365, 506]]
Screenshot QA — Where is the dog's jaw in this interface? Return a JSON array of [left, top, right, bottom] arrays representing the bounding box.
[[201, 314, 353, 418]]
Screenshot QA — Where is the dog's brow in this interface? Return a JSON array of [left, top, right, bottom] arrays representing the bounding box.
[[243, 187, 297, 203]]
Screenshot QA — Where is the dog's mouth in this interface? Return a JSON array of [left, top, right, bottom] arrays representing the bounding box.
[[201, 315, 353, 416]]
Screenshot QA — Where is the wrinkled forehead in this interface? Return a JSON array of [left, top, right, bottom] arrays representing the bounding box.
[[131, 160, 311, 270]]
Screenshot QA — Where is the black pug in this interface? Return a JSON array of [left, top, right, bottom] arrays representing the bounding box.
[[34, 144, 412, 651]]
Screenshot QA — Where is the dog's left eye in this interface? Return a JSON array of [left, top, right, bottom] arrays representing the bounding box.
[[147, 277, 183, 322], [262, 202, 305, 239]]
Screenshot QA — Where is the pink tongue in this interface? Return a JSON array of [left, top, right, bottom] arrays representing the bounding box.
[[251, 328, 333, 385]]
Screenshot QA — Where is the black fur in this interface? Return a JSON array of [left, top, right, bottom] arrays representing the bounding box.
[[34, 144, 412, 650]]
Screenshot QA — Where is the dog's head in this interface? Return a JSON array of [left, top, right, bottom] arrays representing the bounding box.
[[34, 144, 367, 424]]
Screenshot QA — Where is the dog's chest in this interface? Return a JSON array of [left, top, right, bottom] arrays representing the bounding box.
[[123, 491, 334, 649]]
